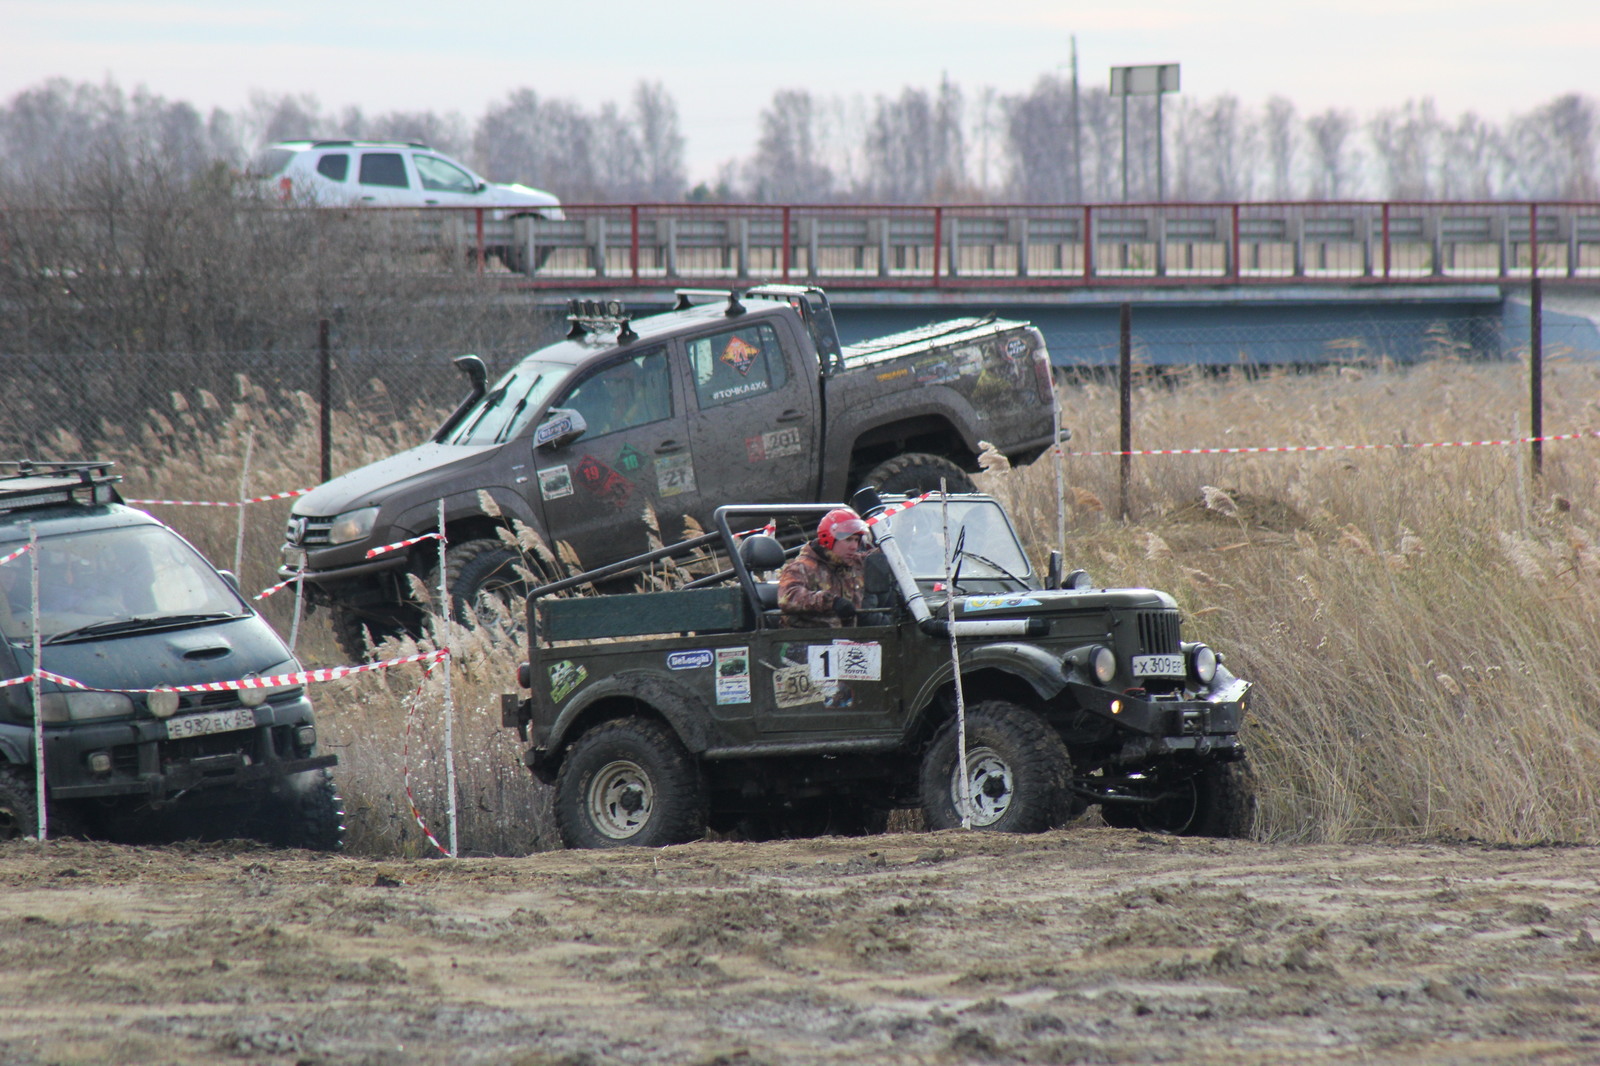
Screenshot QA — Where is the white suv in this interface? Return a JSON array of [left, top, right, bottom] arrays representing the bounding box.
[[250, 140, 564, 271]]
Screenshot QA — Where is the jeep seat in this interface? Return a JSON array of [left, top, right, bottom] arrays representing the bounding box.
[[739, 534, 787, 618]]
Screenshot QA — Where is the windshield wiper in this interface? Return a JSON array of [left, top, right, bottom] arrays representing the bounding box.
[[948, 526, 967, 590], [45, 612, 241, 644], [956, 549, 1029, 586]]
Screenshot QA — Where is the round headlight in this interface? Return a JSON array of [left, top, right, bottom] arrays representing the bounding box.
[[147, 689, 180, 718], [239, 685, 269, 707], [1188, 643, 1218, 685], [1091, 645, 1117, 685]]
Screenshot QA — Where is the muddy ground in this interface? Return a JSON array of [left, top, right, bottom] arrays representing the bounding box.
[[0, 830, 1597, 1066]]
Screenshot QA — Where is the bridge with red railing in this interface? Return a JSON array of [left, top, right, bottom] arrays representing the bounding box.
[[420, 199, 1600, 294]]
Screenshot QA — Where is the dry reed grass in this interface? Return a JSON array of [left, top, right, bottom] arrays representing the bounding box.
[[61, 352, 1600, 852]]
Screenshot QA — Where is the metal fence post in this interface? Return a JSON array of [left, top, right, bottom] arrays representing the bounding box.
[[1120, 302, 1133, 520], [1531, 276, 1544, 480], [318, 318, 332, 484]]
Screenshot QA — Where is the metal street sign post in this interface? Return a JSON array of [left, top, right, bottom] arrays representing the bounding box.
[[1110, 63, 1180, 202]]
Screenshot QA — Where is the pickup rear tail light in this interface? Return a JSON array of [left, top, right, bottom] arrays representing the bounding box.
[[278, 177, 293, 202], [1033, 348, 1054, 403]]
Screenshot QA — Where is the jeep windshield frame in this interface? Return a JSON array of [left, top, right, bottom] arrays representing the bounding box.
[[442, 358, 569, 446]]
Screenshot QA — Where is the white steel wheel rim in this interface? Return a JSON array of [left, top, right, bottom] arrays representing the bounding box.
[[952, 746, 1014, 827], [588, 760, 654, 839]]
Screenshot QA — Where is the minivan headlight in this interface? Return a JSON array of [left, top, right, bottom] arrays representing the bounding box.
[[39, 692, 134, 723], [326, 506, 379, 546]]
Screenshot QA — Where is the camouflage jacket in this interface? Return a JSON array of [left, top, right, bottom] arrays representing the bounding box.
[[777, 541, 867, 628]]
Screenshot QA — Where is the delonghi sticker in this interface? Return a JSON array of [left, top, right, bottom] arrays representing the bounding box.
[[715, 647, 751, 704], [549, 660, 587, 703], [537, 465, 573, 500], [808, 640, 882, 682], [667, 649, 713, 670], [772, 664, 824, 708], [1005, 336, 1030, 359], [656, 452, 695, 497], [744, 427, 804, 463], [964, 595, 1042, 612], [535, 415, 574, 446]]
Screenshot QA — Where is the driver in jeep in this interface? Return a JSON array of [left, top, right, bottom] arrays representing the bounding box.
[[777, 508, 872, 627]]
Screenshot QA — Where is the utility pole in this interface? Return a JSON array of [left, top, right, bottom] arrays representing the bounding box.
[[1071, 36, 1082, 202]]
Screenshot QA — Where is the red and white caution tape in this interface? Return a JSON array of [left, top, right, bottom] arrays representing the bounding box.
[[30, 648, 449, 695], [1065, 429, 1600, 459], [0, 543, 32, 567], [865, 490, 935, 527], [366, 531, 444, 559], [253, 574, 301, 601], [0, 674, 30, 690], [127, 488, 313, 507], [403, 658, 454, 857]]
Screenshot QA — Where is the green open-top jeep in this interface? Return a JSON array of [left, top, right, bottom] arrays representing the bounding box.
[[502, 491, 1252, 848]]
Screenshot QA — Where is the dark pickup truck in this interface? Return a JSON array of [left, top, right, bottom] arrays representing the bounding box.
[[281, 285, 1059, 659]]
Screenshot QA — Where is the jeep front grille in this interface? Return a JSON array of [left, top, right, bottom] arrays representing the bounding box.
[[1135, 610, 1181, 655], [285, 515, 335, 547]]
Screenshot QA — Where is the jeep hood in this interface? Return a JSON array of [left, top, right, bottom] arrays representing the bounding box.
[[292, 442, 496, 518], [952, 587, 1178, 617]]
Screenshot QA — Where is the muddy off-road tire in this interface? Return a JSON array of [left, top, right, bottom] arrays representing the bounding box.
[[1108, 760, 1256, 838], [556, 719, 705, 849], [0, 768, 37, 840], [330, 607, 409, 663], [247, 769, 345, 851], [860, 453, 975, 496], [445, 539, 536, 631], [920, 700, 1072, 833]]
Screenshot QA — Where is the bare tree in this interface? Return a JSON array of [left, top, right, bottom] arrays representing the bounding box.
[[1264, 96, 1297, 199], [1369, 98, 1444, 198], [1306, 108, 1358, 199], [864, 77, 967, 201], [1438, 112, 1506, 199], [746, 89, 834, 201], [632, 82, 687, 201], [1002, 75, 1082, 202], [1508, 93, 1599, 199]]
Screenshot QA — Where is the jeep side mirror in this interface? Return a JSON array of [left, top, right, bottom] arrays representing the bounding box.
[[534, 408, 588, 450], [1046, 550, 1063, 589]]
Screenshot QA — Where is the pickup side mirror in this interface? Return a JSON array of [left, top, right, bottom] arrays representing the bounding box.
[[534, 408, 588, 450]]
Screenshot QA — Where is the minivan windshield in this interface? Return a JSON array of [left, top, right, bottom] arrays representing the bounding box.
[[444, 359, 569, 445], [0, 525, 245, 645]]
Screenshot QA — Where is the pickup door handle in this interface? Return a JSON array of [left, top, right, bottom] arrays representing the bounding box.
[[360, 195, 377, 201], [654, 440, 684, 454], [776, 409, 806, 423], [424, 199, 440, 205]]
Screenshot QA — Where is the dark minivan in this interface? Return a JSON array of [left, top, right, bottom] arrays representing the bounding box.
[[0, 461, 340, 847]]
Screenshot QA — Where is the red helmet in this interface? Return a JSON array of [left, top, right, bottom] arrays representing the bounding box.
[[816, 508, 869, 551]]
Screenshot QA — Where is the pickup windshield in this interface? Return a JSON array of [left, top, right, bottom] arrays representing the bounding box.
[[882, 499, 1032, 584], [0, 525, 245, 645], [444, 359, 569, 445]]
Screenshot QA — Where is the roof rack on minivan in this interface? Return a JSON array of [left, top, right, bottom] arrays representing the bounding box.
[[0, 460, 122, 513]]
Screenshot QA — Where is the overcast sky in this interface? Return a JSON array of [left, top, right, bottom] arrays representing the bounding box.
[[3, 0, 1594, 182]]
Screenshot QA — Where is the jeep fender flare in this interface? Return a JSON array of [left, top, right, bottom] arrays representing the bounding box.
[[906, 642, 1067, 721], [546, 670, 714, 763]]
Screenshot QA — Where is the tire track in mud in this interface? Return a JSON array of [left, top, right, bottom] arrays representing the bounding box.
[[0, 831, 1596, 1064]]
